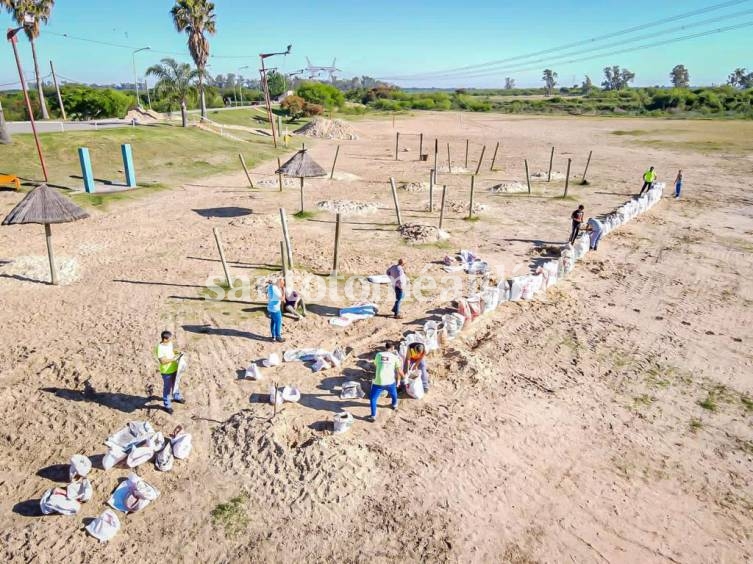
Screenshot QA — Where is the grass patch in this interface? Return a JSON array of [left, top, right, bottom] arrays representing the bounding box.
[[611, 129, 651, 136], [70, 183, 170, 210], [689, 418, 703, 433], [741, 395, 753, 412], [698, 393, 718, 412], [293, 210, 317, 220], [211, 494, 249, 537], [416, 239, 453, 250], [633, 394, 656, 407], [463, 215, 481, 222]]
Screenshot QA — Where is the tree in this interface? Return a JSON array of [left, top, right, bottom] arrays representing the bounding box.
[[727, 68, 753, 89], [3, 0, 54, 119], [670, 65, 690, 88], [542, 69, 557, 96], [280, 95, 305, 120], [296, 81, 345, 109], [266, 71, 286, 98], [602, 65, 635, 90], [52, 86, 131, 120], [0, 99, 11, 144], [581, 75, 594, 95], [147, 58, 198, 127], [504, 77, 515, 90], [171, 0, 216, 119]]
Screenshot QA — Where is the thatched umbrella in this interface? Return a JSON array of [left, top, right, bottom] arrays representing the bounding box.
[[275, 148, 327, 214], [2, 184, 89, 285]]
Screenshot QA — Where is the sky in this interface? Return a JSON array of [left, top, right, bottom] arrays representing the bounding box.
[[1, 0, 752, 89]]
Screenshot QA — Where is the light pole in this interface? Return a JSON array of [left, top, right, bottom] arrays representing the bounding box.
[[238, 65, 249, 107], [7, 18, 48, 182], [259, 44, 291, 148], [132, 46, 150, 109]]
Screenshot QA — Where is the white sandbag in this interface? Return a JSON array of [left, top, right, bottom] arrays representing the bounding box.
[[423, 321, 440, 351], [86, 509, 121, 543], [442, 313, 465, 339], [245, 363, 262, 380], [405, 372, 425, 400], [311, 357, 331, 372], [69, 454, 92, 480], [174, 353, 188, 396], [66, 479, 93, 502], [333, 411, 354, 434], [340, 381, 365, 399], [122, 473, 160, 513], [105, 421, 155, 452], [155, 443, 174, 472], [466, 260, 488, 274], [497, 280, 510, 303], [366, 274, 391, 284], [171, 431, 193, 460], [102, 446, 127, 471], [508, 275, 530, 302], [40, 487, 81, 516], [481, 288, 500, 312], [126, 445, 155, 468], [269, 385, 283, 406], [263, 353, 281, 367], [146, 432, 165, 452], [521, 275, 541, 301], [283, 348, 329, 362], [573, 234, 590, 260], [332, 346, 347, 364], [281, 386, 301, 403], [541, 260, 559, 289]]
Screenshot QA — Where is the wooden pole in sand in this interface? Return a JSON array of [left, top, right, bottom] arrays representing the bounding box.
[[395, 132, 400, 161], [277, 157, 283, 192], [239, 154, 254, 188], [524, 159, 531, 195], [45, 224, 58, 286], [464, 139, 469, 168], [280, 241, 288, 283], [446, 143, 452, 173], [475, 145, 486, 175], [389, 177, 403, 226], [332, 212, 341, 276], [279, 208, 293, 269], [438, 185, 448, 230], [213, 227, 232, 289], [490, 141, 500, 171], [433, 138, 439, 174], [299, 177, 305, 214], [547, 146, 555, 182], [581, 150, 593, 184], [429, 168, 435, 211], [330, 145, 340, 180], [563, 158, 572, 198], [468, 175, 476, 220], [418, 133, 424, 160]]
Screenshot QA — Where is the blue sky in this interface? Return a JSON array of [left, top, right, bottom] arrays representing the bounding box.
[[1, 0, 751, 89]]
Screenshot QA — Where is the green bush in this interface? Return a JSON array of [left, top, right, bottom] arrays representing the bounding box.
[[47, 86, 131, 120], [296, 81, 345, 109]]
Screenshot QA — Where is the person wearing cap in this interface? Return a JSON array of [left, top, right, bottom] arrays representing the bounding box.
[[156, 331, 185, 415], [639, 166, 656, 196]]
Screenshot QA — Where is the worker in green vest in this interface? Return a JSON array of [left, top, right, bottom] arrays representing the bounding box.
[[156, 331, 185, 414], [367, 341, 404, 422], [639, 166, 656, 196]]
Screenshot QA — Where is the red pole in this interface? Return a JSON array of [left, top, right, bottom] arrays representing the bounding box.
[[260, 56, 277, 148], [7, 28, 48, 183]]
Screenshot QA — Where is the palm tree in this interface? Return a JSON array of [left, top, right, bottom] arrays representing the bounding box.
[[170, 0, 216, 119], [3, 0, 54, 119], [0, 99, 12, 144], [146, 58, 198, 127]]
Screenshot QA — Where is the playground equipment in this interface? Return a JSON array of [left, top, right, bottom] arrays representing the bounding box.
[[77, 144, 137, 193], [0, 174, 21, 190]]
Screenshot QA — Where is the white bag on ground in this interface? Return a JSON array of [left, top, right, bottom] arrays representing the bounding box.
[[126, 445, 155, 468], [281, 386, 301, 403], [171, 429, 193, 460], [40, 487, 80, 516], [509, 275, 530, 301], [423, 321, 440, 351], [340, 381, 365, 399], [245, 363, 262, 380], [311, 357, 331, 372], [69, 454, 91, 480], [263, 353, 281, 367], [155, 443, 174, 472], [442, 313, 465, 339], [66, 479, 93, 503], [86, 509, 121, 543], [102, 446, 127, 471], [405, 373, 425, 400], [333, 411, 354, 434]]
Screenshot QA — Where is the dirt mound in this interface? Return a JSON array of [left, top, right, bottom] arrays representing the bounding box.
[[489, 182, 528, 194], [401, 181, 429, 192], [255, 177, 298, 188], [295, 118, 358, 140], [229, 213, 281, 229], [399, 223, 450, 244], [123, 108, 160, 124], [211, 409, 379, 515], [436, 165, 470, 174], [531, 170, 565, 181], [425, 200, 486, 214], [317, 200, 377, 215], [331, 171, 360, 181]]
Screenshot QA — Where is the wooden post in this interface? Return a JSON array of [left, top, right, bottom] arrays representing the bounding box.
[[330, 145, 340, 180], [418, 133, 423, 160], [277, 157, 283, 192], [446, 142, 452, 173], [395, 132, 400, 161], [389, 177, 403, 226], [44, 223, 58, 286], [524, 159, 531, 195], [475, 145, 486, 175], [239, 153, 254, 188], [429, 168, 435, 211], [50, 61, 66, 121], [280, 241, 288, 283], [490, 141, 499, 171], [332, 212, 341, 276], [581, 150, 593, 184], [299, 177, 305, 213], [468, 175, 476, 220], [433, 138, 439, 173], [279, 208, 293, 269], [547, 146, 555, 182], [563, 158, 572, 197], [438, 185, 448, 230], [213, 227, 232, 289], [464, 139, 469, 168]]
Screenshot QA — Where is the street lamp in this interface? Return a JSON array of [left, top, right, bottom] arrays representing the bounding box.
[[7, 14, 48, 182], [132, 46, 151, 109], [237, 65, 249, 106], [259, 44, 291, 148]]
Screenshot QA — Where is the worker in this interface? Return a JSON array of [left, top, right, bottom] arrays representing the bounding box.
[[639, 166, 656, 196], [403, 342, 429, 393], [267, 279, 285, 343], [367, 341, 404, 422], [569, 204, 585, 245], [673, 169, 683, 199], [386, 258, 407, 319], [284, 287, 307, 320], [155, 331, 185, 415], [584, 217, 604, 251]]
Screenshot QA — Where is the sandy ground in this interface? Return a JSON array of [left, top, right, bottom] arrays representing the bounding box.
[[1, 112, 752, 563]]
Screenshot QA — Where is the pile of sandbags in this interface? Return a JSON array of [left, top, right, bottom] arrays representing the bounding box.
[[102, 421, 192, 472]]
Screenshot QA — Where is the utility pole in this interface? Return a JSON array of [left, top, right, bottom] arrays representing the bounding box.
[[259, 44, 292, 149], [50, 60, 66, 121], [132, 46, 150, 109]]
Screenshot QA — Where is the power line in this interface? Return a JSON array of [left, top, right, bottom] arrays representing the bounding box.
[[383, 0, 751, 80]]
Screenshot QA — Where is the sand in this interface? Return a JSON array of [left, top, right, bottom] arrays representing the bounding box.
[[1, 112, 752, 563]]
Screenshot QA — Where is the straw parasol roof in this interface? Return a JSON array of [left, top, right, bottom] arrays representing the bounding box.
[[275, 149, 326, 178], [2, 183, 89, 226]]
